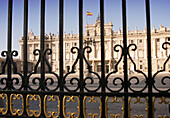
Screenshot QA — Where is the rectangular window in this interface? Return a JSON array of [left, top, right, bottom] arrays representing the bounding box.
[[140, 65, 143, 69], [66, 43, 69, 46], [52, 44, 55, 47], [168, 38, 170, 41], [97, 65, 101, 72], [131, 40, 134, 43], [139, 39, 142, 43], [157, 39, 160, 42]]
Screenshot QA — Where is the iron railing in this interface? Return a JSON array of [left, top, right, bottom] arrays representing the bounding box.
[[0, 0, 169, 118]]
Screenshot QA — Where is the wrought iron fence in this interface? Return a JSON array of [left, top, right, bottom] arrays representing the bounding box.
[[0, 0, 169, 118]]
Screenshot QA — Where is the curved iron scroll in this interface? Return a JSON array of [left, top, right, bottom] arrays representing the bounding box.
[[0, 50, 24, 90], [152, 42, 170, 92], [105, 45, 124, 92], [83, 46, 101, 92], [0, 51, 8, 90], [27, 48, 59, 91], [63, 47, 80, 92], [127, 44, 148, 92], [106, 44, 148, 93], [64, 46, 101, 92]]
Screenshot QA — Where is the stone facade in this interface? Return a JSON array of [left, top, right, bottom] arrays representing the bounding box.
[[19, 20, 170, 74]]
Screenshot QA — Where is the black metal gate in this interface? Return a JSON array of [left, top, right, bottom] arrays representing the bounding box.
[[0, 0, 169, 118]]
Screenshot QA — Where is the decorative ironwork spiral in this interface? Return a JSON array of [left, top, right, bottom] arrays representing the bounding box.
[[10, 50, 24, 90], [43, 48, 59, 91], [0, 50, 24, 90], [127, 44, 147, 92], [27, 49, 41, 91], [27, 49, 60, 91], [63, 47, 80, 92], [106, 45, 124, 92], [152, 42, 170, 92], [0, 51, 8, 90], [83, 46, 101, 92]]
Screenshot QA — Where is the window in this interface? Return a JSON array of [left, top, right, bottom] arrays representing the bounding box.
[[140, 65, 143, 69], [131, 40, 134, 43], [168, 38, 170, 41], [46, 44, 49, 48], [157, 65, 160, 69], [97, 65, 101, 72], [157, 39, 160, 42], [52, 44, 55, 47], [74, 43, 77, 46], [66, 43, 69, 46], [139, 39, 142, 43]]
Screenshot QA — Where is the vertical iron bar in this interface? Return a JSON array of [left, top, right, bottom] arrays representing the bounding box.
[[145, 0, 153, 118], [79, 0, 84, 117], [23, 0, 28, 91], [7, 0, 13, 115], [122, 0, 128, 117], [7, 0, 12, 91], [59, 0, 64, 117], [40, 0, 45, 117], [23, 0, 28, 116], [40, 0, 45, 91], [100, 0, 106, 117]]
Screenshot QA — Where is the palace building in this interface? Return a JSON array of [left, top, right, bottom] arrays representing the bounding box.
[[19, 19, 170, 74]]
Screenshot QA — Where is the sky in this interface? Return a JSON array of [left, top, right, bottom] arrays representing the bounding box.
[[0, 0, 170, 56]]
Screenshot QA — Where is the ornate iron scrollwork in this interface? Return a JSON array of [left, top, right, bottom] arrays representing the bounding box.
[[64, 46, 101, 92], [0, 50, 24, 90], [106, 45, 124, 92], [44, 95, 60, 118], [27, 49, 41, 91], [0, 93, 8, 115], [0, 51, 8, 90], [10, 94, 24, 116], [105, 97, 124, 118], [83, 46, 101, 92], [127, 44, 148, 92], [128, 97, 148, 118], [83, 96, 102, 118], [63, 96, 80, 118], [26, 94, 41, 117], [153, 42, 170, 92], [27, 48, 59, 91], [153, 97, 169, 118], [63, 47, 80, 92]]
